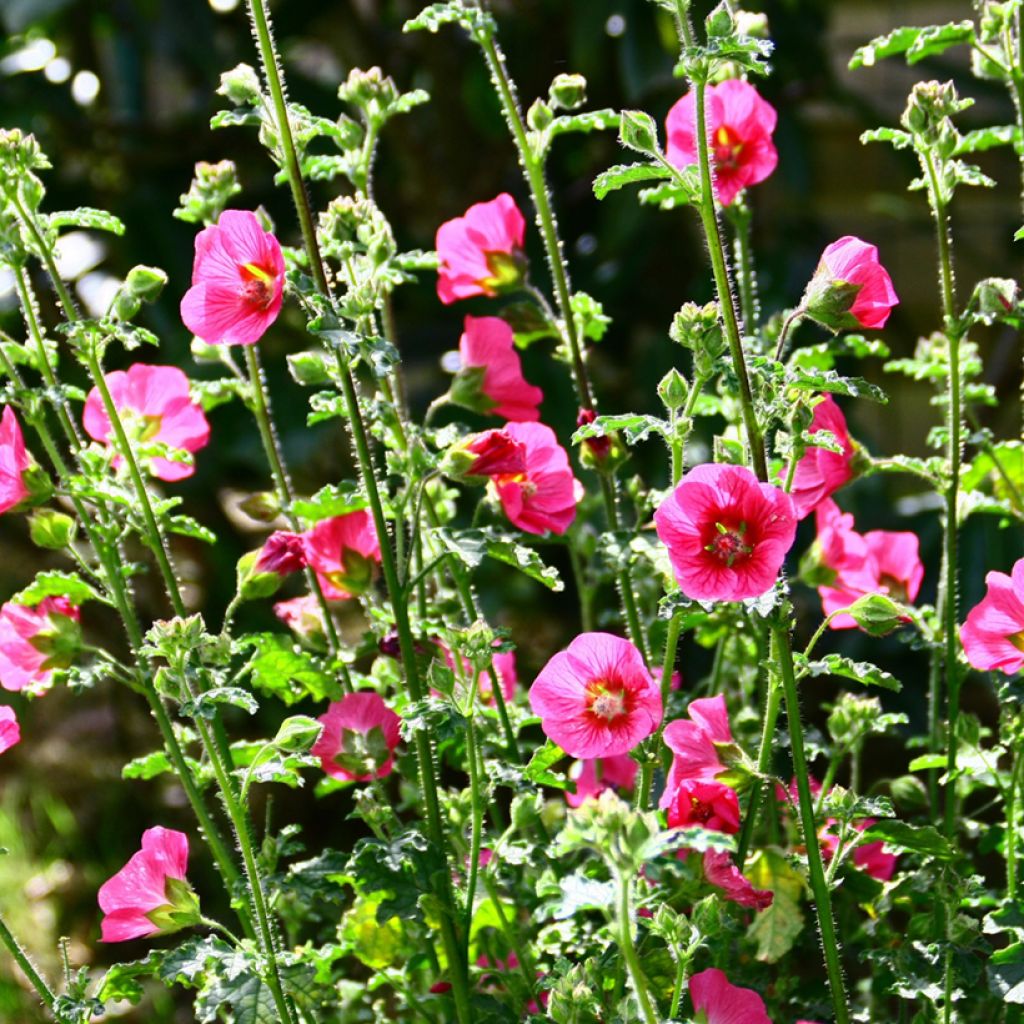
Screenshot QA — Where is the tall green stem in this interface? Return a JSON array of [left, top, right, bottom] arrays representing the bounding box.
[[0, 911, 56, 1012], [245, 1, 473, 1016], [615, 869, 659, 1024], [736, 677, 783, 866]]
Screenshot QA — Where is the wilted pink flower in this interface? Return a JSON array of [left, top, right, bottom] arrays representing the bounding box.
[[805, 236, 898, 331], [689, 967, 772, 1024], [0, 407, 34, 515], [98, 827, 198, 942], [661, 695, 733, 809], [490, 422, 581, 536], [180, 209, 285, 346], [302, 511, 381, 600], [529, 632, 661, 758], [702, 849, 773, 910], [436, 193, 526, 304], [0, 597, 81, 694], [665, 80, 778, 207], [255, 531, 307, 576], [0, 706, 19, 755], [655, 463, 797, 602], [566, 754, 638, 808], [312, 692, 402, 782], [451, 316, 543, 421], [787, 396, 856, 519], [665, 779, 740, 833], [273, 595, 325, 638], [83, 364, 210, 482], [961, 558, 1024, 674], [814, 501, 923, 629]]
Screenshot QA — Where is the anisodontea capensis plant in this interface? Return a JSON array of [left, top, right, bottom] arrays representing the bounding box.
[[0, 1, 1022, 1022]]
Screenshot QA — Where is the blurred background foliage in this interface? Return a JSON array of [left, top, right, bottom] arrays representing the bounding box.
[[0, 0, 1020, 1019]]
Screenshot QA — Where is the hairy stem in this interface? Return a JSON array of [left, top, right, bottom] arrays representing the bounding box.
[[615, 869, 659, 1024], [0, 911, 55, 1012]]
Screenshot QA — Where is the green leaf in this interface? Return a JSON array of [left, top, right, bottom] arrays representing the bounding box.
[[180, 686, 259, 719], [798, 653, 901, 692], [524, 740, 570, 791], [97, 951, 164, 1004], [572, 413, 666, 446], [45, 207, 125, 234], [785, 367, 888, 402], [849, 22, 974, 69], [859, 126, 914, 150], [861, 819, 954, 860], [167, 514, 216, 544], [14, 570, 101, 607], [549, 874, 616, 919], [908, 753, 947, 772], [956, 125, 1020, 154], [546, 109, 621, 142], [499, 301, 558, 348], [593, 162, 670, 200], [238, 633, 342, 705], [291, 481, 368, 523], [434, 527, 563, 591], [403, 2, 495, 36], [745, 849, 805, 962], [122, 750, 174, 781]]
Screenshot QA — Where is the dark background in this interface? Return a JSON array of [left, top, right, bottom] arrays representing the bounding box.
[[0, 1, 1020, 1019]]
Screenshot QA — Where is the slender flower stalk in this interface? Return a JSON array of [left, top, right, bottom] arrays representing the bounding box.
[[244, 1, 474, 1017], [615, 869, 659, 1024], [0, 911, 56, 1013]]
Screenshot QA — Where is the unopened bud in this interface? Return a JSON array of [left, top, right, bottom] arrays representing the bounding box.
[[29, 510, 76, 550], [549, 73, 587, 111]]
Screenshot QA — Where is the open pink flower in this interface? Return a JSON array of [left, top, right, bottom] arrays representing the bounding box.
[[665, 779, 740, 833], [661, 695, 734, 810], [665, 80, 778, 207], [805, 236, 898, 330], [451, 316, 543, 421], [702, 849, 773, 910], [0, 597, 81, 694], [961, 558, 1024, 673], [98, 827, 198, 942], [302, 511, 381, 600], [655, 463, 797, 602], [787, 396, 856, 519], [436, 193, 526, 304], [255, 531, 307, 576], [566, 754, 638, 807], [459, 428, 528, 478], [689, 967, 772, 1024], [312, 692, 402, 782], [273, 595, 325, 638], [83, 364, 211, 482], [180, 209, 285, 346], [814, 501, 923, 629], [0, 407, 33, 514], [529, 632, 661, 758], [490, 422, 581, 536], [0, 706, 19, 755]]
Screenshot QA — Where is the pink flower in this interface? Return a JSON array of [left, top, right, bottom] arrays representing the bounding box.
[[255, 531, 307, 576], [689, 968, 772, 1024], [451, 316, 543, 421], [490, 422, 581, 536], [0, 407, 33, 514], [814, 501, 923, 629], [787, 396, 856, 519], [273, 595, 325, 638], [435, 194, 527, 304], [661, 695, 733, 809], [461, 428, 528, 478], [480, 650, 518, 706], [566, 754, 638, 807], [702, 849, 773, 910], [98, 827, 199, 942], [654, 463, 797, 602], [312, 692, 402, 782], [529, 632, 662, 758], [819, 818, 897, 883], [0, 706, 20, 755], [961, 558, 1024, 674], [665, 779, 740, 833], [83, 364, 211, 482], [805, 236, 899, 331], [302, 511, 381, 600], [665, 80, 778, 207], [0, 597, 81, 694], [180, 209, 285, 346]]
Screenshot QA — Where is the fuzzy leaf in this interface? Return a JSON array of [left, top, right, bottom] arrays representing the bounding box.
[[180, 686, 259, 718], [849, 22, 974, 69], [434, 527, 563, 591], [238, 633, 341, 705], [46, 207, 125, 234], [14, 570, 100, 607], [593, 162, 671, 200], [799, 653, 901, 691], [861, 819, 954, 860]]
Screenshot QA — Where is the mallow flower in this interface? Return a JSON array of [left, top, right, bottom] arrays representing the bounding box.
[[665, 79, 778, 207], [529, 632, 661, 758], [301, 511, 382, 600], [701, 849, 773, 910], [661, 694, 734, 808], [787, 395, 856, 519], [0, 406, 47, 515], [312, 692, 402, 782], [435, 193, 527, 304], [961, 557, 1024, 674], [0, 706, 19, 755], [0, 597, 81, 694], [802, 235, 898, 331], [180, 209, 285, 346], [654, 462, 797, 602], [98, 827, 200, 942], [565, 754, 638, 808], [83, 364, 211, 482], [689, 967, 772, 1024]]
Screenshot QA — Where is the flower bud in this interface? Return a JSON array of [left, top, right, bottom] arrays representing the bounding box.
[[549, 73, 587, 111], [237, 491, 281, 523], [576, 408, 611, 463], [236, 550, 284, 602], [28, 509, 76, 550], [527, 99, 554, 132], [441, 429, 526, 482], [801, 236, 898, 331], [658, 368, 689, 411], [217, 63, 262, 105], [845, 592, 904, 636], [705, 1, 736, 38], [272, 715, 324, 752], [619, 110, 659, 155]]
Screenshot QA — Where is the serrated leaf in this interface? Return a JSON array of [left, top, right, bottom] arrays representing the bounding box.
[[167, 514, 216, 544], [237, 633, 341, 705], [745, 849, 805, 962], [180, 686, 259, 719], [593, 162, 670, 200], [799, 653, 901, 691], [572, 413, 666, 445], [47, 208, 125, 234], [956, 125, 1020, 154], [122, 750, 174, 781], [291, 482, 368, 523], [785, 368, 888, 402], [850, 22, 974, 69], [524, 739, 570, 790], [549, 875, 616, 919], [14, 570, 101, 607], [434, 527, 563, 590], [861, 819, 954, 860], [547, 109, 621, 142], [860, 126, 914, 149]]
